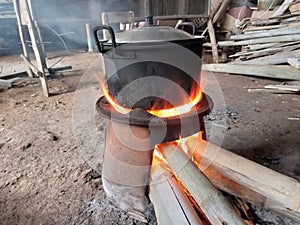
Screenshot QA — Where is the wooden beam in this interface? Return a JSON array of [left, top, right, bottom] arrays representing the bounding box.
[[149, 164, 204, 225], [185, 136, 300, 223], [158, 143, 246, 225], [202, 64, 300, 80]]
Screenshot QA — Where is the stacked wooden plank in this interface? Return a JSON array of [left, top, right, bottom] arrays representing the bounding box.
[[204, 0, 300, 80], [223, 24, 300, 65]]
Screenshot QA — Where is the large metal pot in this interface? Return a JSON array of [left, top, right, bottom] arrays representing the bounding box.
[[93, 24, 205, 110]]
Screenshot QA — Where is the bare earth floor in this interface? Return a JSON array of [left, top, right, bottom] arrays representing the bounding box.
[[0, 52, 299, 225]]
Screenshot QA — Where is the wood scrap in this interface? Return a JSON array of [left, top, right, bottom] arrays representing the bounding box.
[[264, 84, 300, 92], [202, 64, 300, 80], [288, 58, 300, 69]]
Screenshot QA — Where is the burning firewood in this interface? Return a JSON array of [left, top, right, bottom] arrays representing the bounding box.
[[185, 135, 300, 223], [157, 142, 246, 225], [149, 163, 204, 225]]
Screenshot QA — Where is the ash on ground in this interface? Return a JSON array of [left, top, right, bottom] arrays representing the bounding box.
[[80, 198, 157, 225]]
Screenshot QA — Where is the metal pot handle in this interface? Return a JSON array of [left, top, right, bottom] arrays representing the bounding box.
[[93, 25, 117, 53], [175, 22, 196, 35]]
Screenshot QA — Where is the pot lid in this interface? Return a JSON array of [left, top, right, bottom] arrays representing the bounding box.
[[115, 26, 194, 43]]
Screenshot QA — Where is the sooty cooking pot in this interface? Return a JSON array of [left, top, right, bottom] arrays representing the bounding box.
[[93, 23, 205, 110]]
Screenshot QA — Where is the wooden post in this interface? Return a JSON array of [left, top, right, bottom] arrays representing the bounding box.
[[85, 24, 93, 53], [13, 0, 33, 77], [207, 19, 219, 63], [22, 0, 49, 97], [158, 143, 246, 225], [185, 136, 300, 223]]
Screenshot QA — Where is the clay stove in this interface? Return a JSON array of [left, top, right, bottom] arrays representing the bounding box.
[[96, 91, 212, 219], [93, 20, 212, 220]]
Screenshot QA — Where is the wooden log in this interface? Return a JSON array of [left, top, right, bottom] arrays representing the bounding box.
[[158, 143, 246, 225], [185, 136, 300, 223], [149, 164, 204, 225], [218, 34, 300, 47], [202, 64, 300, 80]]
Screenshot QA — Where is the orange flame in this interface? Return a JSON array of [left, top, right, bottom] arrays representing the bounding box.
[[148, 84, 202, 118], [101, 81, 203, 118]]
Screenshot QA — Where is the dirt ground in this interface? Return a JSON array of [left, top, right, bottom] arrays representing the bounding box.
[[0, 52, 299, 225]]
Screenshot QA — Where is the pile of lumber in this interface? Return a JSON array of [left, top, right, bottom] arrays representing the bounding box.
[[204, 0, 300, 80]]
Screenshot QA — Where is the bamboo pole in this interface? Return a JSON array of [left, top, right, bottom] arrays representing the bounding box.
[[158, 143, 246, 225], [185, 136, 300, 223], [149, 164, 204, 225], [202, 64, 300, 80]]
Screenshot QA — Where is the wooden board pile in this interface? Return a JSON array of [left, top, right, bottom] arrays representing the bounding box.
[[204, 0, 300, 81]]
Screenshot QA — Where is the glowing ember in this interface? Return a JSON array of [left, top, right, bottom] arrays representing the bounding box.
[[101, 81, 203, 118]]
